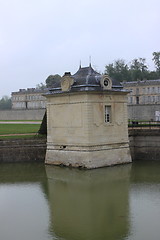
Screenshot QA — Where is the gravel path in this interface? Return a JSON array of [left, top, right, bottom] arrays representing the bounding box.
[[0, 133, 37, 136]]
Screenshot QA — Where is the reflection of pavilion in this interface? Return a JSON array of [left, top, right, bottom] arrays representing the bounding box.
[[46, 165, 131, 240]]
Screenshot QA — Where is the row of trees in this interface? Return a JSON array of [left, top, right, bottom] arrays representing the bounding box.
[[0, 96, 11, 110], [1, 51, 159, 109], [36, 51, 160, 88], [104, 51, 160, 82]]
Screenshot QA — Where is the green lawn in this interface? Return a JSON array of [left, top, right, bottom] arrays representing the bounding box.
[[0, 120, 41, 122], [0, 124, 41, 135]]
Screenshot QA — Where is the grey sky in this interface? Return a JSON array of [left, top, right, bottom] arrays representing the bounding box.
[[0, 0, 159, 98]]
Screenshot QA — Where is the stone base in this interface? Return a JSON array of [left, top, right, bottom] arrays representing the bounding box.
[[45, 143, 132, 169]]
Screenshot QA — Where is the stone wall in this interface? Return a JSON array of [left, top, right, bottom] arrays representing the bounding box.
[[129, 129, 160, 161], [0, 109, 45, 120], [128, 104, 160, 121], [1, 105, 159, 121], [0, 138, 46, 162], [0, 129, 160, 163]]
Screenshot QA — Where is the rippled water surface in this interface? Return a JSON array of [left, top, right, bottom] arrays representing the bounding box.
[[0, 161, 160, 240]]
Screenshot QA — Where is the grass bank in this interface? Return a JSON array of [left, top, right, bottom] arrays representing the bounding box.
[[0, 123, 41, 136], [0, 120, 41, 122]]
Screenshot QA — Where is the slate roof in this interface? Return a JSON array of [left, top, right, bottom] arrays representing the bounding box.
[[12, 88, 48, 95], [122, 79, 160, 87], [73, 65, 101, 85], [48, 64, 123, 94]]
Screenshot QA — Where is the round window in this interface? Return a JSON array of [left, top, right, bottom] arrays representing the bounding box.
[[104, 79, 109, 86]]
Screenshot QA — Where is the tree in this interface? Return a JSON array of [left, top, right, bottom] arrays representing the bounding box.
[[147, 71, 159, 80], [36, 74, 62, 90], [36, 82, 46, 90], [45, 74, 61, 88], [105, 59, 130, 82], [152, 51, 160, 74], [104, 56, 159, 82], [130, 58, 149, 81], [0, 96, 12, 110]]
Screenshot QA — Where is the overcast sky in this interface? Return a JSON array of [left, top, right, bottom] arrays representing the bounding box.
[[0, 0, 159, 98]]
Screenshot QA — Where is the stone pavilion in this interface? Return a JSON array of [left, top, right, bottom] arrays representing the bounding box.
[[45, 64, 131, 169]]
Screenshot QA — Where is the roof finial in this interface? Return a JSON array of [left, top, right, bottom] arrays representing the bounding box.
[[79, 60, 82, 69], [89, 56, 92, 67]]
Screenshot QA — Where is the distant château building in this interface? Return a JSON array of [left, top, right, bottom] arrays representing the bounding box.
[[122, 80, 160, 105], [11, 88, 47, 110], [122, 79, 160, 121], [11, 78, 160, 121]]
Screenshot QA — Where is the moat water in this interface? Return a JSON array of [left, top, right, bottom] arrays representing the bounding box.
[[0, 161, 160, 240]]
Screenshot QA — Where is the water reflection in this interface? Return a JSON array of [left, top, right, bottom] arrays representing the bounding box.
[[131, 160, 160, 184], [46, 164, 131, 240], [0, 161, 160, 240], [0, 163, 53, 240], [128, 161, 160, 240]]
